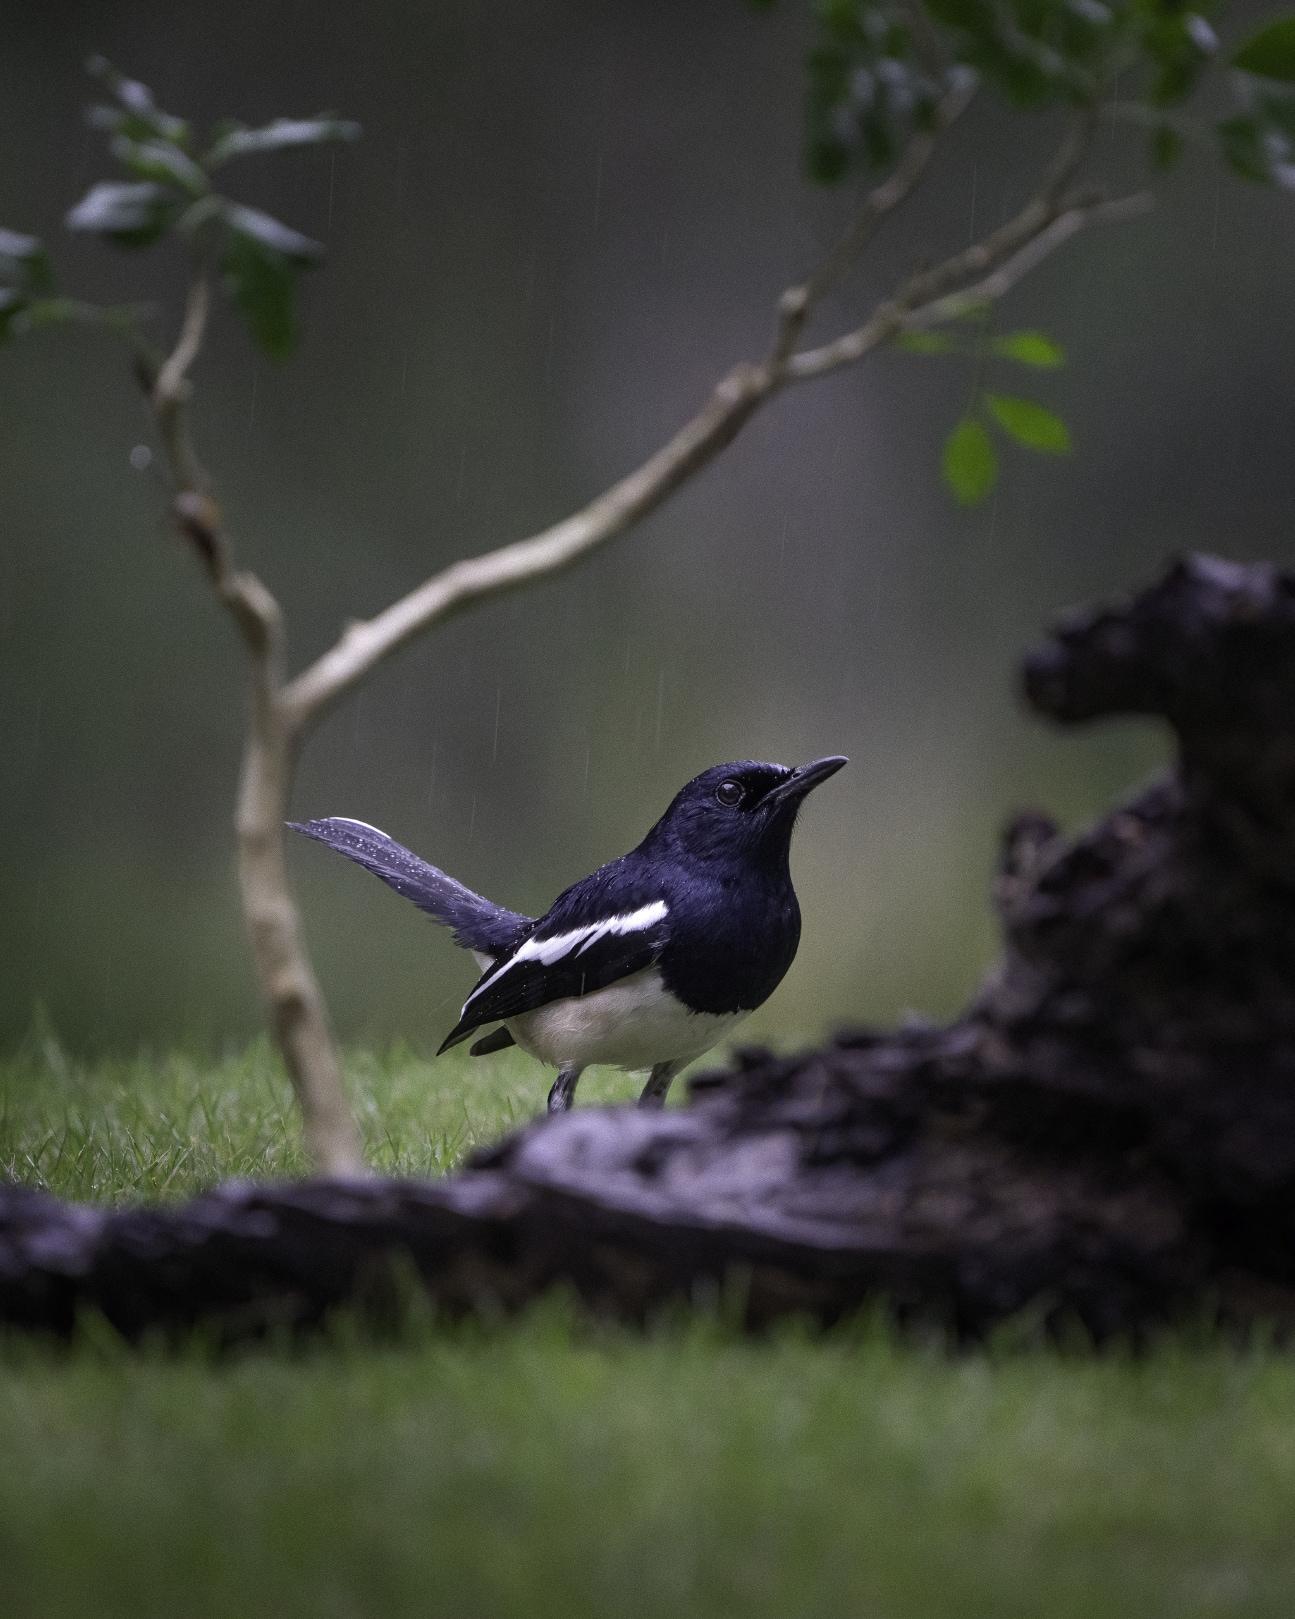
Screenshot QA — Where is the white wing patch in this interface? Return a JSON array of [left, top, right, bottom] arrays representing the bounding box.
[[462, 900, 668, 1015]]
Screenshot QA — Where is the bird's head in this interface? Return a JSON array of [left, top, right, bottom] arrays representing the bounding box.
[[642, 757, 847, 869]]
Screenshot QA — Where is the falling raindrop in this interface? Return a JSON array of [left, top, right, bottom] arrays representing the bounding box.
[[129, 444, 152, 473], [544, 310, 557, 388], [967, 162, 978, 245], [491, 683, 502, 762], [654, 668, 666, 750]]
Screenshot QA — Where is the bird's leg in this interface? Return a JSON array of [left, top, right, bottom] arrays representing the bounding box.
[[638, 1060, 683, 1109], [547, 1064, 583, 1113]]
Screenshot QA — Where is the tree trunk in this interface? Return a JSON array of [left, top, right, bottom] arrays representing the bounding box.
[[7, 553, 1295, 1343]]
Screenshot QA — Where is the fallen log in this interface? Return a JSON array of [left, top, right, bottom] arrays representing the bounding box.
[[7, 553, 1295, 1343]]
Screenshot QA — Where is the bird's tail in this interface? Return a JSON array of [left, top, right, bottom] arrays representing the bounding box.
[[288, 817, 531, 956]]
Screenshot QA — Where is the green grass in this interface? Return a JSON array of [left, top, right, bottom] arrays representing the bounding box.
[[0, 1034, 636, 1200], [4, 1042, 1295, 1618]]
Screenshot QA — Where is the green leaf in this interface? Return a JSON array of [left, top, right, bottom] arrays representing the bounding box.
[[942, 417, 997, 505], [0, 287, 24, 344], [223, 236, 296, 358], [1218, 114, 1272, 182], [220, 207, 322, 358], [1234, 16, 1295, 82], [985, 393, 1071, 453], [0, 291, 79, 345], [86, 56, 188, 144], [0, 229, 54, 294], [1141, 10, 1218, 105], [0, 228, 42, 263], [1151, 122, 1184, 170], [990, 330, 1065, 368], [18, 298, 73, 328], [110, 136, 208, 197], [894, 330, 956, 354], [219, 203, 323, 264], [65, 181, 179, 246], [205, 116, 360, 168]]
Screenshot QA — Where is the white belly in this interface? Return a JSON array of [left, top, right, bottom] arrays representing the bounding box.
[[505, 967, 747, 1072]]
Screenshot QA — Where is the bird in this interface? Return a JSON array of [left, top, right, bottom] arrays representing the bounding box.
[[290, 756, 847, 1113]]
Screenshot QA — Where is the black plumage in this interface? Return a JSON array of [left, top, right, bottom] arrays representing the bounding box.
[[292, 756, 845, 1111], [288, 817, 530, 955]]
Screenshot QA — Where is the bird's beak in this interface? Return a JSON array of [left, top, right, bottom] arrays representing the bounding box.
[[768, 754, 848, 808]]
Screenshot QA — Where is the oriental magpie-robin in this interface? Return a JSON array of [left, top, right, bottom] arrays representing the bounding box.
[[291, 756, 846, 1112]]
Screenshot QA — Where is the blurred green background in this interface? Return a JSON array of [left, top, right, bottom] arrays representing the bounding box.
[[3, 0, 1293, 1054]]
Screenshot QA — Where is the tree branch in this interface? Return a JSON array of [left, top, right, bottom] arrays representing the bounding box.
[[784, 186, 1152, 381], [281, 101, 979, 730], [769, 78, 976, 364], [142, 275, 365, 1177], [905, 190, 1153, 329], [281, 365, 774, 728], [283, 104, 1135, 732], [150, 273, 210, 496]]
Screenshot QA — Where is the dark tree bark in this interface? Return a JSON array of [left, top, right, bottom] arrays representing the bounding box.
[[8, 554, 1295, 1344]]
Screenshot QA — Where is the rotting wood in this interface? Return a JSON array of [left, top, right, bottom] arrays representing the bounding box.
[[7, 555, 1295, 1343]]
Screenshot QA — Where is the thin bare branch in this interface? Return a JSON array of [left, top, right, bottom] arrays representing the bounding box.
[[283, 100, 978, 729], [282, 365, 774, 727], [282, 100, 1139, 739], [150, 274, 211, 494], [769, 78, 977, 364], [153, 273, 209, 409], [783, 107, 1114, 380], [785, 188, 1151, 381], [141, 272, 365, 1176], [907, 190, 1153, 327]]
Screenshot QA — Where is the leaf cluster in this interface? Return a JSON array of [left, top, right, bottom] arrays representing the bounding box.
[[765, 1, 1295, 191], [911, 326, 1072, 503], [0, 229, 56, 344], [1222, 19, 1295, 187], [62, 56, 359, 357]]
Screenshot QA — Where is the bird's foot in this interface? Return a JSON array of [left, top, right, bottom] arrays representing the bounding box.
[[638, 1061, 682, 1109], [547, 1065, 583, 1113]]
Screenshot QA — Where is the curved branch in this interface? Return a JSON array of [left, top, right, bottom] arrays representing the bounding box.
[[281, 366, 773, 728], [282, 93, 978, 731], [150, 273, 211, 495], [283, 104, 1138, 732], [785, 187, 1152, 382], [906, 190, 1153, 329], [769, 78, 977, 363], [143, 276, 365, 1177]]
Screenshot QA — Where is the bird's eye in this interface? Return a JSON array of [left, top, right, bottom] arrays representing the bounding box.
[[715, 780, 744, 808]]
